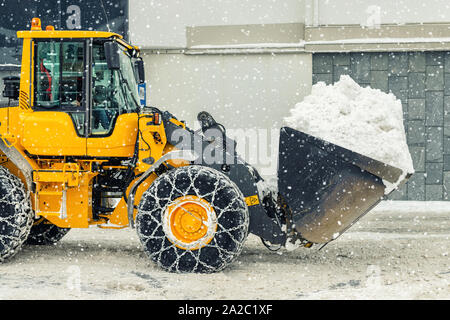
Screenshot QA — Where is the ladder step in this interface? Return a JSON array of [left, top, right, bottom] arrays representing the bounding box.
[[36, 211, 61, 216], [38, 191, 63, 196]]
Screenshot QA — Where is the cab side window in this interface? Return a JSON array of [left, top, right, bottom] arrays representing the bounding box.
[[61, 42, 84, 107], [34, 40, 86, 135], [35, 41, 60, 107]]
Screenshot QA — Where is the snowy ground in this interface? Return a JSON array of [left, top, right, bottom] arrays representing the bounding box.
[[0, 201, 448, 300]]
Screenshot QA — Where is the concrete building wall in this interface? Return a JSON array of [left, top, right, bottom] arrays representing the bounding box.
[[142, 51, 312, 179], [143, 53, 311, 129], [315, 0, 450, 26], [130, 1, 311, 179], [129, 0, 306, 48]]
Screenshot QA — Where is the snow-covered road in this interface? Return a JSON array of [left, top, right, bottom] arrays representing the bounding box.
[[0, 201, 448, 300]]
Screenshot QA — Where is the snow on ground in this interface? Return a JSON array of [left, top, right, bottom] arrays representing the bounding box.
[[283, 75, 414, 177], [0, 201, 448, 300]]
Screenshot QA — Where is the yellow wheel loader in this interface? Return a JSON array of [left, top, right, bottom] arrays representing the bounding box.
[[0, 18, 410, 273]]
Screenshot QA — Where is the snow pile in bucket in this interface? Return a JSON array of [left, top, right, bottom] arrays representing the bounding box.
[[284, 75, 414, 192]]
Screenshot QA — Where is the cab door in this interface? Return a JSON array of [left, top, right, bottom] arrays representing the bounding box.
[[86, 41, 138, 158], [21, 39, 87, 156]]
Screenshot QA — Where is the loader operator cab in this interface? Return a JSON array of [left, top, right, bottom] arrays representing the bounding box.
[[33, 33, 142, 137]]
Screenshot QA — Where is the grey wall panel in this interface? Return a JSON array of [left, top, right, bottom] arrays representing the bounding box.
[[143, 51, 312, 180]]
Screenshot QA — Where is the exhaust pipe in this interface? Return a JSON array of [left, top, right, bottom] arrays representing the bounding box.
[[277, 127, 411, 244]]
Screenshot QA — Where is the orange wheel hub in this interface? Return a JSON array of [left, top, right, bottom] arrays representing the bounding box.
[[163, 195, 217, 250]]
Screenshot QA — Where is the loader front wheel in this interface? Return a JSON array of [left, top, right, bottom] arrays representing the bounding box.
[[26, 218, 70, 245], [136, 165, 249, 273], [0, 166, 34, 262]]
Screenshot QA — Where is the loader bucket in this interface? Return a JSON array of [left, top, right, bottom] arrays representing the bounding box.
[[277, 127, 411, 244]]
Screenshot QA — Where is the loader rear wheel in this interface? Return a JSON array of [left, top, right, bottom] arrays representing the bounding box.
[[26, 218, 70, 245], [0, 166, 34, 262], [136, 165, 249, 273]]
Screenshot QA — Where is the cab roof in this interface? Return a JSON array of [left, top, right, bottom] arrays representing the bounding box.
[[16, 18, 139, 55], [17, 30, 123, 39], [16, 30, 139, 55]]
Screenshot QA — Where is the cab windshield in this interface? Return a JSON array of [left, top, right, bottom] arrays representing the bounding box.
[[116, 45, 141, 111]]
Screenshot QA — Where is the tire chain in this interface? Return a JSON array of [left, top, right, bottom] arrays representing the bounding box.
[[0, 166, 34, 262], [137, 165, 249, 273]]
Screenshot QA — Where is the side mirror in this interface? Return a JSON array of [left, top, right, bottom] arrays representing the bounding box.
[[104, 41, 120, 70], [134, 59, 145, 84]]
